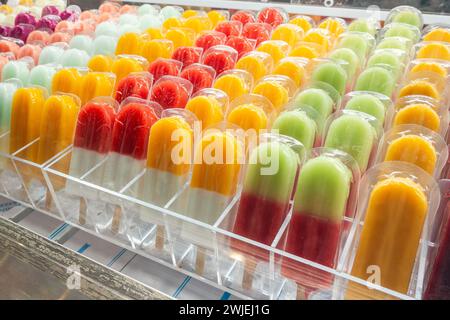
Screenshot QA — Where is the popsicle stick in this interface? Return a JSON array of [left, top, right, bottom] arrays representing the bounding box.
[[155, 225, 165, 250], [111, 205, 122, 234], [45, 188, 53, 210], [78, 197, 87, 225], [242, 259, 256, 291], [195, 246, 206, 275], [296, 284, 307, 300]]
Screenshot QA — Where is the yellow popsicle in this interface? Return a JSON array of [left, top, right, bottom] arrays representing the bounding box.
[[115, 32, 143, 56], [165, 27, 195, 49], [9, 88, 46, 160], [253, 80, 289, 110], [111, 56, 145, 85], [384, 135, 437, 174], [423, 28, 450, 43], [417, 42, 450, 61], [208, 10, 227, 27], [236, 52, 273, 81], [289, 43, 320, 59], [88, 55, 114, 72], [351, 177, 427, 295], [145, 28, 164, 40], [319, 18, 345, 38], [304, 29, 331, 53], [52, 68, 83, 96], [183, 16, 212, 33], [394, 104, 440, 132], [79, 72, 115, 105], [227, 103, 268, 132], [256, 40, 289, 64], [36, 95, 80, 164], [271, 23, 304, 47], [163, 17, 183, 31], [273, 58, 307, 87], [398, 80, 440, 100], [214, 73, 250, 102], [186, 95, 224, 129], [289, 16, 313, 33], [410, 61, 448, 79], [141, 39, 174, 63], [147, 116, 193, 175]]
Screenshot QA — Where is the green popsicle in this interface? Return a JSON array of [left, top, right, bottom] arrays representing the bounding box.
[[345, 94, 386, 125], [384, 23, 419, 42], [355, 66, 395, 97], [367, 50, 402, 78], [272, 110, 316, 150], [293, 88, 333, 133], [391, 10, 422, 29], [311, 61, 347, 96], [338, 33, 370, 61], [1, 61, 29, 84], [348, 19, 376, 36], [376, 37, 411, 51], [329, 48, 360, 79], [324, 113, 375, 171]]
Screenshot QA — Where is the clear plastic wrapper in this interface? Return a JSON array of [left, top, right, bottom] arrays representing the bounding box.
[[151, 75, 193, 109], [214, 20, 243, 38], [140, 38, 174, 64], [171, 46, 203, 67], [256, 7, 287, 28], [385, 5, 424, 30], [379, 22, 421, 43], [115, 32, 143, 56], [180, 63, 215, 94], [273, 57, 308, 88], [397, 78, 443, 102], [79, 71, 116, 105], [242, 22, 272, 46], [336, 31, 375, 64], [406, 59, 450, 86], [303, 28, 332, 54], [1, 56, 33, 84], [271, 23, 303, 47], [111, 54, 148, 85], [414, 42, 450, 61], [423, 25, 450, 43], [164, 27, 195, 50], [69, 34, 93, 55], [148, 58, 182, 82], [27, 29, 50, 45], [252, 74, 296, 110], [207, 10, 229, 28], [114, 71, 153, 104], [376, 124, 447, 177], [182, 15, 212, 34], [256, 40, 289, 64], [318, 17, 347, 39], [186, 87, 228, 129], [366, 48, 407, 80], [58, 47, 90, 68], [195, 30, 227, 52], [225, 36, 256, 60], [88, 54, 114, 73], [213, 69, 253, 102], [51, 66, 87, 96], [16, 43, 42, 65], [347, 18, 378, 36], [236, 51, 273, 82], [354, 65, 397, 99], [289, 41, 323, 59], [202, 44, 238, 76], [310, 58, 348, 100], [230, 10, 256, 26], [329, 48, 360, 83]]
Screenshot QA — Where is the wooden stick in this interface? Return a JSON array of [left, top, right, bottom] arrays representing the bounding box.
[[296, 284, 307, 300], [195, 246, 206, 275], [45, 188, 53, 210], [242, 259, 257, 291], [155, 225, 165, 250], [78, 197, 87, 225], [111, 205, 122, 234]]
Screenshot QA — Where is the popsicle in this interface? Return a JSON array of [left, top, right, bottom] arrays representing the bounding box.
[[195, 31, 227, 52], [350, 176, 428, 295], [28, 64, 56, 93], [398, 80, 440, 100], [242, 22, 272, 46], [140, 39, 174, 64], [11, 23, 35, 43], [95, 21, 119, 38], [185, 88, 227, 129], [225, 36, 255, 59], [376, 37, 411, 51], [69, 34, 93, 55], [424, 27, 450, 43], [367, 50, 403, 79], [348, 19, 376, 35], [355, 66, 395, 97], [227, 99, 271, 133], [17, 44, 41, 65], [183, 16, 212, 34], [271, 23, 303, 47], [387, 6, 423, 29], [256, 40, 289, 64], [311, 61, 347, 97], [202, 45, 238, 76], [272, 110, 316, 150], [138, 111, 194, 249], [236, 51, 273, 81], [51, 68, 83, 96], [416, 42, 450, 61], [36, 94, 79, 164], [384, 134, 437, 174], [282, 154, 353, 292], [148, 58, 182, 82], [329, 48, 360, 80], [115, 72, 152, 104], [303, 29, 331, 53], [273, 57, 307, 88], [159, 6, 183, 20], [9, 87, 46, 159], [0, 80, 21, 135], [172, 46, 202, 67], [409, 60, 448, 79], [253, 75, 293, 110], [215, 21, 242, 38], [231, 10, 256, 26], [79, 72, 115, 105], [324, 112, 376, 172], [180, 63, 215, 93], [337, 33, 370, 62], [345, 93, 386, 125], [289, 15, 313, 33], [257, 7, 286, 28], [293, 88, 333, 134], [289, 43, 320, 59], [59, 48, 89, 68], [208, 10, 228, 28], [0, 39, 21, 57], [165, 27, 195, 49], [115, 32, 142, 56], [88, 54, 114, 73], [384, 23, 420, 42], [394, 103, 440, 133], [1, 59, 31, 84], [111, 55, 146, 85], [49, 31, 72, 44], [151, 75, 193, 109], [318, 18, 346, 38], [232, 137, 301, 288], [213, 69, 252, 102]]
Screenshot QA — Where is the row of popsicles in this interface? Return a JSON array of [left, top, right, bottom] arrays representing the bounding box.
[[0, 0, 66, 26]]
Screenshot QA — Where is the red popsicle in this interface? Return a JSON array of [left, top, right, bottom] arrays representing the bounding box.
[[215, 21, 243, 38], [225, 36, 255, 59], [231, 10, 256, 26], [151, 75, 193, 109], [115, 72, 153, 104], [195, 31, 227, 52], [148, 58, 182, 82], [202, 45, 238, 76], [257, 7, 287, 28], [172, 46, 203, 67], [242, 22, 272, 46], [180, 63, 215, 93]]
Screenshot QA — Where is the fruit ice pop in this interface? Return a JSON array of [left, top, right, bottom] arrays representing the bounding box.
[[17, 44, 41, 65], [0, 79, 21, 135], [257, 7, 287, 28], [242, 22, 272, 46], [253, 75, 295, 110], [311, 60, 348, 97], [398, 80, 440, 100], [376, 36, 412, 51], [303, 28, 332, 54], [355, 66, 396, 97], [202, 45, 238, 76], [236, 51, 273, 81], [79, 72, 116, 105], [115, 72, 152, 104], [386, 5, 423, 29], [28, 64, 57, 94], [180, 63, 216, 94], [151, 75, 193, 109], [186, 88, 227, 129], [88, 55, 114, 73], [69, 34, 93, 55], [102, 98, 161, 193], [423, 27, 450, 43], [111, 55, 147, 85], [172, 46, 203, 67], [271, 23, 303, 47], [183, 16, 212, 34], [195, 31, 227, 52], [293, 88, 333, 134], [1, 58, 31, 84], [225, 36, 255, 59], [148, 58, 182, 82], [93, 35, 117, 56], [59, 48, 90, 68], [231, 10, 256, 26], [9, 87, 46, 159], [324, 111, 376, 172], [350, 175, 428, 295], [337, 32, 372, 63], [36, 94, 80, 164], [165, 27, 195, 49], [329, 48, 360, 80], [318, 18, 346, 38], [272, 109, 316, 150], [256, 40, 289, 64], [140, 39, 174, 64], [215, 21, 243, 38], [344, 93, 387, 125], [348, 19, 377, 36], [282, 153, 354, 283], [208, 10, 228, 28], [416, 42, 450, 61], [232, 135, 302, 265], [51, 67, 84, 96], [115, 32, 143, 56], [289, 42, 321, 59], [38, 44, 65, 65], [382, 22, 420, 43], [394, 103, 440, 133], [409, 60, 448, 80], [213, 69, 253, 102], [273, 57, 308, 88], [367, 49, 404, 79]]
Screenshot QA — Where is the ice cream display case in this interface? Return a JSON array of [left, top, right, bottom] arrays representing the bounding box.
[[0, 0, 450, 300]]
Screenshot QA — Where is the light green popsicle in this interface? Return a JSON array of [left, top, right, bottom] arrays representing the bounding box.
[[39, 46, 65, 65], [376, 37, 410, 51], [329, 48, 360, 79], [294, 155, 352, 220], [0, 81, 21, 133], [348, 19, 376, 35], [339, 33, 370, 61], [272, 110, 316, 150], [367, 50, 402, 78], [345, 94, 386, 125], [1, 61, 29, 84], [391, 10, 422, 29], [324, 113, 375, 171], [69, 35, 94, 55], [384, 23, 419, 42], [28, 65, 56, 93], [244, 141, 299, 201], [59, 48, 90, 68], [293, 88, 333, 133], [311, 61, 347, 96], [355, 66, 395, 97]]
